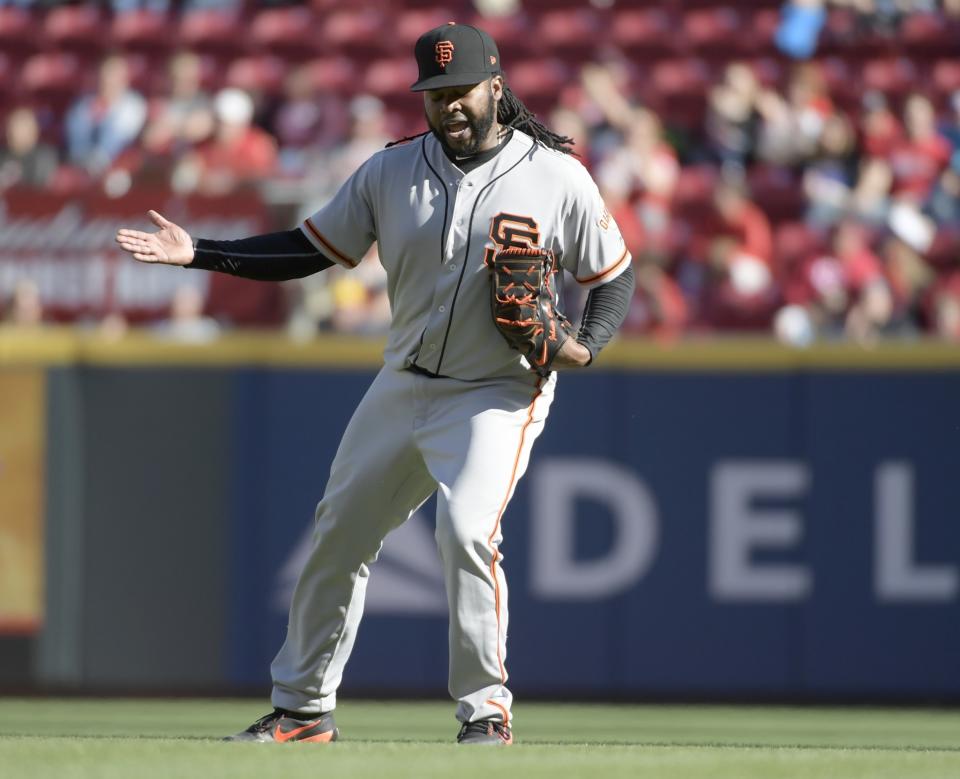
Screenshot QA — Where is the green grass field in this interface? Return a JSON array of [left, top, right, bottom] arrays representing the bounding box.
[[1, 698, 958, 779]]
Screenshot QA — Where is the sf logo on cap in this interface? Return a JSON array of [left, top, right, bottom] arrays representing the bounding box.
[[435, 41, 455, 69]]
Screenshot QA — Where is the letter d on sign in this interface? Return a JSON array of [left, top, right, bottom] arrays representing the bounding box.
[[530, 458, 659, 600]]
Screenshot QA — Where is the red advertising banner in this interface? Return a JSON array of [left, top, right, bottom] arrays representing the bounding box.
[[0, 187, 286, 325]]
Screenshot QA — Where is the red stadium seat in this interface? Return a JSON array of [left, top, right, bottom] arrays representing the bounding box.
[[502, 58, 570, 116], [900, 12, 960, 59], [251, 7, 321, 61], [682, 8, 747, 59], [43, 4, 106, 58], [749, 8, 781, 58], [226, 55, 288, 98], [862, 57, 918, 103], [535, 9, 605, 61], [609, 9, 679, 62], [747, 164, 804, 223], [647, 58, 711, 129], [111, 10, 173, 55], [362, 57, 420, 104], [748, 57, 784, 90], [932, 60, 960, 101], [179, 9, 247, 58], [672, 164, 718, 221], [773, 221, 824, 279], [0, 7, 38, 60], [464, 12, 534, 55], [303, 56, 357, 97], [816, 56, 859, 115], [0, 52, 13, 105], [396, 8, 458, 48], [321, 9, 390, 58], [21, 52, 84, 113], [358, 56, 423, 114], [121, 52, 158, 95]]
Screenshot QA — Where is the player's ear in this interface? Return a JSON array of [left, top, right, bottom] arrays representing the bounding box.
[[490, 75, 504, 102]]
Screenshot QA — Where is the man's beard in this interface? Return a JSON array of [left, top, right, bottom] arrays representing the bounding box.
[[428, 92, 497, 158]]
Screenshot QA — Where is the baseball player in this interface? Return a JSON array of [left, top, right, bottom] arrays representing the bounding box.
[[115, 23, 636, 745]]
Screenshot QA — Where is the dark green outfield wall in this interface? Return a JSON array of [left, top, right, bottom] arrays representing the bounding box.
[[39, 368, 232, 690]]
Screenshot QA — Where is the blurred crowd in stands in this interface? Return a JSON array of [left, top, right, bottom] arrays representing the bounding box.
[[1, 0, 959, 345]]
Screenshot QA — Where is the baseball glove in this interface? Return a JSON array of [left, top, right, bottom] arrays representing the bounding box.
[[487, 245, 574, 376]]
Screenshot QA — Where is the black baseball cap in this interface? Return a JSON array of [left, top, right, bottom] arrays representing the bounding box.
[[410, 23, 501, 92]]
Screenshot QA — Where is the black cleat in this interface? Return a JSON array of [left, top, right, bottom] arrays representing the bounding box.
[[224, 709, 339, 743], [456, 718, 513, 745]]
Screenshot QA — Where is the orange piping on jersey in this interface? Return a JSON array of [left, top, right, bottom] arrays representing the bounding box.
[[488, 377, 544, 685], [575, 248, 631, 285], [302, 219, 359, 268], [486, 699, 511, 729]]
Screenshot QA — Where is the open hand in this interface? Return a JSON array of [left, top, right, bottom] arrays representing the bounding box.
[[115, 210, 194, 266]]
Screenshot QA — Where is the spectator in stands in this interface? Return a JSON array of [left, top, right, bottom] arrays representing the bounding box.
[[327, 250, 391, 336], [578, 61, 638, 167], [288, 246, 390, 338], [110, 52, 216, 189], [929, 272, 960, 341], [621, 261, 689, 342], [596, 109, 679, 259], [802, 112, 859, 229], [0, 106, 57, 190], [775, 0, 827, 60], [155, 284, 220, 344], [928, 164, 960, 228], [792, 220, 894, 342], [65, 54, 147, 176], [940, 90, 960, 156], [883, 231, 936, 332], [549, 106, 591, 168], [273, 63, 349, 177], [3, 280, 43, 328], [888, 93, 952, 205], [706, 62, 761, 174], [694, 180, 777, 330], [757, 62, 834, 166], [157, 51, 214, 150], [188, 87, 277, 195], [860, 90, 903, 158], [319, 95, 390, 193]]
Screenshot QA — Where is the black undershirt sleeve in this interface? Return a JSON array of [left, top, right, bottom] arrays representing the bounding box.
[[188, 229, 334, 281], [575, 264, 636, 365]]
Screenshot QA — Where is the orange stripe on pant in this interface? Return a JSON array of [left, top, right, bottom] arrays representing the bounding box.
[[486, 377, 545, 697], [486, 698, 511, 729]]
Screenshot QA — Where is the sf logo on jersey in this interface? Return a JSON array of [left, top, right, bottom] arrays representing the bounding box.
[[483, 213, 541, 266]]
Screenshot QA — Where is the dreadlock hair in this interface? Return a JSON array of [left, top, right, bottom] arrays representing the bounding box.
[[497, 85, 576, 155], [385, 80, 577, 155]]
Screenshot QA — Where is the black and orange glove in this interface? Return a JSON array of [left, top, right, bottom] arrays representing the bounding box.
[[487, 246, 574, 376]]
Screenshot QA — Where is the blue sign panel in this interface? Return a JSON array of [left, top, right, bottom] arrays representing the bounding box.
[[228, 368, 960, 698]]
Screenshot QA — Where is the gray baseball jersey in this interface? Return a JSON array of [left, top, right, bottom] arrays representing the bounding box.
[[271, 129, 631, 729], [298, 129, 631, 379]]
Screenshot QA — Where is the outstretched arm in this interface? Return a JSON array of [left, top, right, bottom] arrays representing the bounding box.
[[115, 211, 334, 281]]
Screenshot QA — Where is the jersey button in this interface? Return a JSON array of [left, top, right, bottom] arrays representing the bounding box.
[[429, 343, 437, 350], [448, 264, 457, 271], [438, 305, 445, 312]]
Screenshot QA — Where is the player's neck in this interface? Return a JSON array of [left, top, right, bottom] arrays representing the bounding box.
[[450, 125, 510, 162], [443, 129, 513, 173]]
